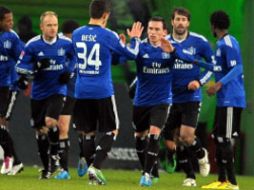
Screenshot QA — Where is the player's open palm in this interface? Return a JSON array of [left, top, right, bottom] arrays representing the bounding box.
[[160, 38, 175, 53], [127, 21, 144, 38]]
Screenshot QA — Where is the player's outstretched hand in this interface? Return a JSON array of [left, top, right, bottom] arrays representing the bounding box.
[[206, 82, 222, 96], [160, 38, 175, 53], [127, 21, 144, 39], [119, 33, 126, 45]]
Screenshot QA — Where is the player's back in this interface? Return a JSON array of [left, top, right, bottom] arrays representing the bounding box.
[[73, 25, 121, 99]]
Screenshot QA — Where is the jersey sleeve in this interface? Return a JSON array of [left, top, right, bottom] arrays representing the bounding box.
[[198, 40, 214, 85], [65, 43, 77, 73], [16, 44, 35, 76], [10, 35, 24, 61], [105, 31, 140, 59]]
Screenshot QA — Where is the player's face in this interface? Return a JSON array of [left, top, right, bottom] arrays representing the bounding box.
[[40, 15, 58, 40], [147, 21, 166, 45], [171, 13, 189, 35], [0, 12, 13, 31]]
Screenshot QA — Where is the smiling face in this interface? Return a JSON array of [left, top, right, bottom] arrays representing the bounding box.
[[40, 14, 58, 41], [0, 12, 13, 31], [171, 13, 190, 36], [147, 20, 167, 46]]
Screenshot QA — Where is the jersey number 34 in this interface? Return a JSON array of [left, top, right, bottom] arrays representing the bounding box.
[[76, 42, 102, 71]]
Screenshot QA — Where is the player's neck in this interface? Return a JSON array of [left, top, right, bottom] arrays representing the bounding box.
[[89, 18, 105, 27], [216, 30, 228, 39], [172, 31, 188, 42]]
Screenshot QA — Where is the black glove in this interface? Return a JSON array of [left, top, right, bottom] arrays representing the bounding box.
[[35, 58, 51, 71], [58, 72, 71, 84], [17, 75, 29, 90]]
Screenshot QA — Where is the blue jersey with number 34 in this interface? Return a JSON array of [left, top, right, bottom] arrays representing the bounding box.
[[72, 25, 139, 99]]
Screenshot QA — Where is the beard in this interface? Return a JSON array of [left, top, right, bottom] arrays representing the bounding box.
[[174, 27, 187, 36]]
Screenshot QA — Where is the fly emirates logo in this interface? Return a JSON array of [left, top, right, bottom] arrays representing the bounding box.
[[143, 62, 170, 74], [173, 59, 193, 70]]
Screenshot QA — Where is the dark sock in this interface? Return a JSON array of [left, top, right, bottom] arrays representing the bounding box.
[[78, 134, 85, 158], [151, 160, 159, 178], [188, 138, 205, 159], [83, 135, 96, 166], [135, 136, 147, 170], [167, 149, 176, 162], [93, 133, 114, 169], [216, 142, 227, 182], [48, 126, 59, 156], [177, 146, 195, 179], [36, 134, 49, 171], [0, 126, 14, 157], [144, 135, 160, 174], [58, 138, 70, 171]]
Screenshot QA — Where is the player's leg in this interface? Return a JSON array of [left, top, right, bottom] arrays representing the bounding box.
[[55, 96, 75, 179], [140, 104, 169, 187], [31, 98, 50, 179], [0, 87, 15, 174], [88, 96, 119, 185], [44, 95, 65, 175], [180, 102, 210, 177]]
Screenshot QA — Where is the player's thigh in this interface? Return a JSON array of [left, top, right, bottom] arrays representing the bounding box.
[[97, 96, 119, 133], [163, 104, 181, 140], [150, 104, 170, 129], [0, 87, 10, 117], [132, 105, 151, 133], [73, 99, 97, 133], [46, 94, 65, 120], [31, 98, 47, 129], [181, 102, 201, 128]]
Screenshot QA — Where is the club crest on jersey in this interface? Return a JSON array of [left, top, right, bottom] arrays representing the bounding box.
[[58, 48, 65, 56], [162, 52, 170, 59], [4, 40, 12, 49]]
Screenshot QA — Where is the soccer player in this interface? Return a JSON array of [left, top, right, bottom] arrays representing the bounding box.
[[201, 11, 245, 190], [0, 6, 24, 175], [16, 11, 76, 179], [124, 16, 198, 187], [72, 0, 143, 185], [163, 7, 213, 186], [54, 20, 80, 180]]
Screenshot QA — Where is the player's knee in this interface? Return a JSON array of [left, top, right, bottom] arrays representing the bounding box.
[[165, 140, 176, 151], [135, 130, 148, 138], [45, 117, 58, 128], [179, 133, 195, 146]]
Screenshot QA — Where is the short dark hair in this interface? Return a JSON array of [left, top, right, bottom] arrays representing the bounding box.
[[89, 0, 111, 19], [61, 20, 80, 34], [0, 6, 11, 21], [171, 7, 191, 21], [149, 16, 167, 30], [210, 10, 230, 30]]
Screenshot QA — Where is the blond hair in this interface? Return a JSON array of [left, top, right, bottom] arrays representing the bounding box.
[[40, 11, 58, 23]]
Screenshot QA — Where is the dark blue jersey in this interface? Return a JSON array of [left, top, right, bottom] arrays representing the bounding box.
[[213, 34, 246, 108], [72, 25, 139, 99], [167, 32, 214, 103], [16, 35, 76, 100], [0, 30, 23, 87], [128, 39, 195, 106]]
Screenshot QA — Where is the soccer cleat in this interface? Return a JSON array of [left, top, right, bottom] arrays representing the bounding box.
[[88, 166, 106, 185], [163, 154, 177, 174], [215, 182, 239, 190], [1, 156, 14, 174], [77, 157, 88, 177], [8, 163, 24, 175], [55, 170, 71, 180], [198, 148, 210, 177], [201, 181, 229, 189], [139, 173, 152, 187], [182, 178, 197, 187], [39, 169, 51, 179]]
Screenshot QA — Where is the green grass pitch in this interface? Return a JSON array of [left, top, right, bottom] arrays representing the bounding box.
[[0, 167, 254, 190]]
